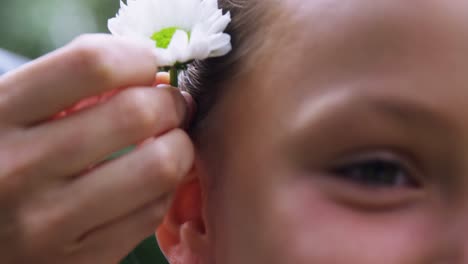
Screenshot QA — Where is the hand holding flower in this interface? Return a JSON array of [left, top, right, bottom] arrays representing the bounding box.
[[0, 0, 231, 262], [0, 34, 194, 263]]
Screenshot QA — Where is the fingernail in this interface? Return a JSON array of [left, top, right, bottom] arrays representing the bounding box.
[[156, 72, 170, 85], [156, 84, 172, 89]]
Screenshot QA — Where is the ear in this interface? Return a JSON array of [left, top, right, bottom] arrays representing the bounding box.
[[156, 166, 209, 264]]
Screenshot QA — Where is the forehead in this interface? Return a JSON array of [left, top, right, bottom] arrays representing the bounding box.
[[246, 0, 468, 116], [270, 0, 468, 71], [279, 0, 468, 39]]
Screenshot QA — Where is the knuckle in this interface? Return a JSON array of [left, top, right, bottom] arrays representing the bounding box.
[[68, 35, 116, 88], [113, 89, 158, 135], [69, 35, 103, 67], [0, 149, 36, 192], [153, 88, 187, 129], [145, 138, 184, 188], [19, 207, 69, 257], [28, 207, 68, 238], [3, 140, 60, 179]]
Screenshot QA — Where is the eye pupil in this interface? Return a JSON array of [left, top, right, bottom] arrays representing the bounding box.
[[332, 160, 413, 187]]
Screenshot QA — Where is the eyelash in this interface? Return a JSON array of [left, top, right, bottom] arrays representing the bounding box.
[[329, 155, 421, 189]]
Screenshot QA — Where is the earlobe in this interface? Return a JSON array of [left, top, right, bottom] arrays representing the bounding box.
[[156, 170, 209, 264]]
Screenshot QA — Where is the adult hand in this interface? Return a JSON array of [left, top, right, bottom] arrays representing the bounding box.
[[0, 34, 195, 263]]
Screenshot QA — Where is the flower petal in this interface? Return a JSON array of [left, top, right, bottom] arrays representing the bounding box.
[[167, 29, 190, 63], [154, 48, 175, 66], [208, 33, 232, 57], [208, 11, 231, 34], [108, 0, 232, 65]]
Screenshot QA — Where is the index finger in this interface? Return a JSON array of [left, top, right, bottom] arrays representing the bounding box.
[[0, 34, 158, 125]]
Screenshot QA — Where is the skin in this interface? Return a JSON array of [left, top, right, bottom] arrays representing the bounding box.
[[0, 35, 195, 263], [158, 0, 468, 263]]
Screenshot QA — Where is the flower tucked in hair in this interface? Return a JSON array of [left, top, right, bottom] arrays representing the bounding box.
[[105, 0, 232, 161], [108, 0, 232, 68]]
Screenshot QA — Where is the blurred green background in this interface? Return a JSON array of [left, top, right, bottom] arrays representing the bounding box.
[[0, 0, 169, 263], [0, 0, 117, 58]]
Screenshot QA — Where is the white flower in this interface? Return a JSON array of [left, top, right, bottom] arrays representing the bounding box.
[[108, 0, 232, 66]]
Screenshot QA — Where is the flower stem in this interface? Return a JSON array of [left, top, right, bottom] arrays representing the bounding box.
[[169, 67, 179, 87]]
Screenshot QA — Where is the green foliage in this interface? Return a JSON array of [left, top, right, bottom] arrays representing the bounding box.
[[0, 0, 119, 58], [121, 236, 169, 264]]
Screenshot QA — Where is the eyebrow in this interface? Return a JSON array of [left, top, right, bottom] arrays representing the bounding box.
[[292, 90, 456, 144], [367, 97, 454, 134]]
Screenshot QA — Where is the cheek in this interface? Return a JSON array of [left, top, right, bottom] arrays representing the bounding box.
[[264, 180, 445, 264], [206, 153, 445, 264]]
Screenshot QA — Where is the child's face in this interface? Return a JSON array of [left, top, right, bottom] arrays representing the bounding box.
[[190, 1, 468, 263]]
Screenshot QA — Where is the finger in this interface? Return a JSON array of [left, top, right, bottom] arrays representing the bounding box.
[[57, 72, 170, 119], [0, 34, 158, 125], [65, 129, 194, 235], [70, 72, 171, 115], [155, 72, 170, 85], [26, 87, 188, 178], [75, 195, 172, 264], [57, 72, 175, 121], [181, 91, 196, 127]]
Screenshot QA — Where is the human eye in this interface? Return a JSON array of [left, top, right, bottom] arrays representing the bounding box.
[[330, 155, 420, 189], [323, 151, 424, 210]]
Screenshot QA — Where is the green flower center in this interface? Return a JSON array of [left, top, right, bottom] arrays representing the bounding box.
[[151, 27, 190, 49]]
